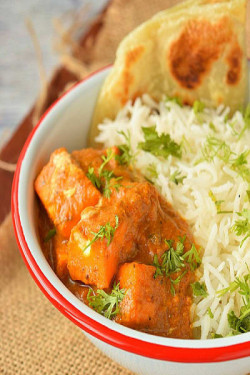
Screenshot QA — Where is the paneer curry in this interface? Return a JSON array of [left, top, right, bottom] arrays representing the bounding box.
[[35, 146, 201, 339]]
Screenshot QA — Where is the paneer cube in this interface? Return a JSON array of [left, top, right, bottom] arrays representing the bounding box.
[[115, 263, 171, 334], [35, 148, 101, 238], [67, 206, 137, 288], [116, 262, 192, 338]]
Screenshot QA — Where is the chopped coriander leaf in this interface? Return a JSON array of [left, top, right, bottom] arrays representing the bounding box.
[[87, 282, 125, 319], [153, 235, 201, 279], [231, 209, 250, 247], [211, 332, 223, 339], [138, 126, 182, 159], [209, 122, 216, 132], [183, 243, 201, 270], [231, 150, 249, 168], [231, 150, 250, 183], [166, 95, 183, 107], [153, 238, 185, 279], [209, 190, 233, 215], [101, 170, 123, 199], [207, 307, 214, 319], [116, 131, 133, 165], [170, 270, 187, 296], [99, 148, 115, 175], [83, 215, 119, 252], [170, 270, 187, 285], [164, 239, 185, 273], [87, 167, 101, 190], [87, 149, 123, 198], [217, 272, 250, 334], [228, 308, 250, 334], [216, 273, 250, 298], [193, 100, 205, 116], [191, 281, 208, 297], [202, 137, 232, 164], [44, 228, 56, 242], [202, 136, 250, 183], [147, 163, 158, 179], [170, 170, 186, 185]]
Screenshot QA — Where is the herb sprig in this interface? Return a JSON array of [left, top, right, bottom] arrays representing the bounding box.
[[170, 170, 186, 185], [87, 282, 125, 319], [166, 95, 183, 107], [153, 236, 201, 294], [209, 190, 233, 215], [217, 272, 250, 334], [231, 209, 250, 247], [207, 307, 214, 319], [115, 131, 134, 166], [44, 228, 56, 242], [83, 215, 119, 252], [193, 100, 205, 122], [202, 137, 250, 183], [87, 149, 123, 198], [138, 126, 182, 159], [191, 281, 208, 297]]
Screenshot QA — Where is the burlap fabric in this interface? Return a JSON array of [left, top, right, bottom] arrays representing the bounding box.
[[1, 0, 250, 374]]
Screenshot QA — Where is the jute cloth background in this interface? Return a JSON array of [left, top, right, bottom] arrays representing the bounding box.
[[1, 0, 250, 374]]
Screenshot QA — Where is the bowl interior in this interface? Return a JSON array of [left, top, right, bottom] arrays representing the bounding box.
[[16, 65, 250, 352]]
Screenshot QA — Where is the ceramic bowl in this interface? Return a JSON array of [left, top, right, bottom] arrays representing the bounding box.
[[12, 66, 250, 375]]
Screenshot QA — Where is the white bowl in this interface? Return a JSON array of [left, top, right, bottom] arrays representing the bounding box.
[[12, 66, 250, 375]]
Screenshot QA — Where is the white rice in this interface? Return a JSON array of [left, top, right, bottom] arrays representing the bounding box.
[[96, 95, 250, 339]]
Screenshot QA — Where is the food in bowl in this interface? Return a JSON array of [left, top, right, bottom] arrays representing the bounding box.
[[34, 96, 250, 340], [33, 0, 249, 342], [35, 145, 198, 339]]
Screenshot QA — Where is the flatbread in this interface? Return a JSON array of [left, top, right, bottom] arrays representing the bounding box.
[[89, 0, 247, 146]]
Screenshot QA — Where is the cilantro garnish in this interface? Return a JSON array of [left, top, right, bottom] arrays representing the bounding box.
[[209, 122, 216, 132], [182, 243, 201, 271], [138, 126, 182, 159], [208, 190, 233, 215], [87, 167, 101, 190], [87, 148, 123, 198], [191, 281, 208, 297], [170, 170, 186, 185], [87, 282, 125, 319], [166, 95, 183, 107], [193, 100, 205, 122], [211, 333, 223, 339], [153, 236, 201, 294], [202, 137, 232, 164], [153, 237, 185, 279], [83, 215, 119, 252], [44, 228, 56, 242], [115, 131, 133, 166], [231, 209, 250, 247], [207, 307, 214, 319], [202, 137, 250, 184], [217, 272, 250, 334]]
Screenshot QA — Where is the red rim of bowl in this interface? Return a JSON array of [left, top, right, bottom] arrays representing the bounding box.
[[11, 65, 250, 364]]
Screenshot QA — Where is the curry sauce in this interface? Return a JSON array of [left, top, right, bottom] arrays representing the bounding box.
[[35, 147, 197, 339]]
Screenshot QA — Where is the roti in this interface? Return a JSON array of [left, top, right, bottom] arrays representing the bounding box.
[[89, 0, 247, 146]]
